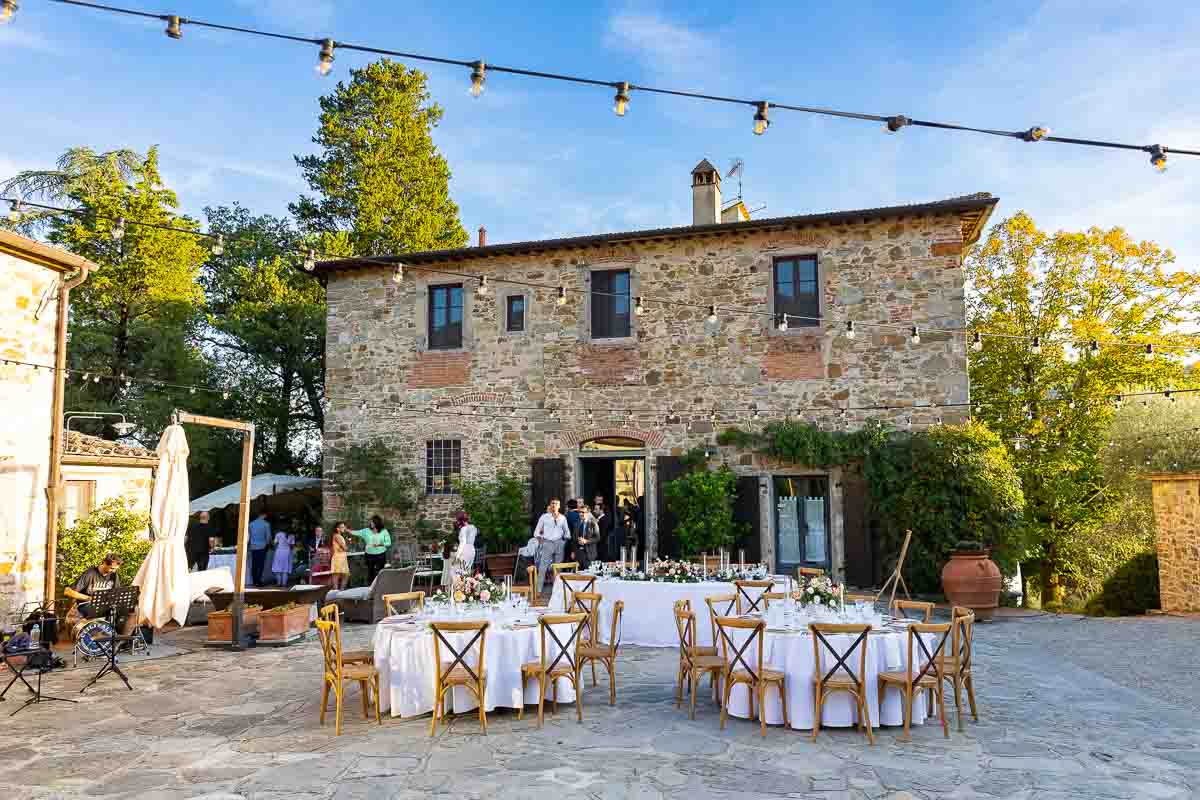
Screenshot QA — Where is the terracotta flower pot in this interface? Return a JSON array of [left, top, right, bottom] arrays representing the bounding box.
[[258, 604, 312, 644], [206, 606, 260, 643], [941, 550, 1003, 621]]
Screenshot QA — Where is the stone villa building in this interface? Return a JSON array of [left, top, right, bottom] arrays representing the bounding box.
[[317, 162, 996, 585]]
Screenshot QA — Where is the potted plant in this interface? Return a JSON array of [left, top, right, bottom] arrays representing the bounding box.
[[455, 472, 529, 578], [258, 602, 312, 644], [207, 604, 261, 643], [941, 540, 1003, 621], [663, 465, 747, 558]]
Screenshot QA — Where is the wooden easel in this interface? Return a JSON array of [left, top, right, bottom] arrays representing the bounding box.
[[875, 529, 912, 610]]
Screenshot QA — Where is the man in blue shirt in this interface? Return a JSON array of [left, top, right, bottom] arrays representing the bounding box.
[[248, 511, 271, 586]]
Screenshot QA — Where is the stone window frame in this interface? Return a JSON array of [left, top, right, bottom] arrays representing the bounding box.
[[764, 248, 825, 337], [497, 288, 532, 339], [580, 262, 640, 345], [425, 438, 464, 496], [412, 275, 475, 353]]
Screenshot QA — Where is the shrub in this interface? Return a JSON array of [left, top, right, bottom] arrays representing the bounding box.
[[1083, 551, 1160, 616], [56, 497, 153, 598], [663, 465, 748, 557], [327, 438, 420, 528], [455, 471, 529, 552]]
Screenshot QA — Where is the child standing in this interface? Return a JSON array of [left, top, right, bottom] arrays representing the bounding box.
[[271, 529, 295, 587]]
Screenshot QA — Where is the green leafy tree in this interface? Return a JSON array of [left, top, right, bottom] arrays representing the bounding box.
[[455, 472, 529, 552], [966, 212, 1200, 604], [203, 205, 325, 473], [56, 497, 153, 598], [327, 439, 420, 528], [663, 466, 748, 557], [292, 60, 468, 256]]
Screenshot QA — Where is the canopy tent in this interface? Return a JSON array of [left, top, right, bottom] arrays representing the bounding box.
[[189, 473, 322, 515], [133, 424, 192, 628]]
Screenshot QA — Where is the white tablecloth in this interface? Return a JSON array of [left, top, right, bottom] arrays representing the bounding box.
[[373, 616, 578, 718], [720, 627, 933, 729], [206, 552, 251, 583], [548, 577, 787, 649]]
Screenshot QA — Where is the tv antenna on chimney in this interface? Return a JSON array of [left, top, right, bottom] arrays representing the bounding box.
[[726, 158, 745, 201]]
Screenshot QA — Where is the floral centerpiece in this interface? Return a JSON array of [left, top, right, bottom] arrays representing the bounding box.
[[797, 573, 843, 607], [432, 559, 503, 604], [711, 563, 770, 582], [621, 559, 705, 583]]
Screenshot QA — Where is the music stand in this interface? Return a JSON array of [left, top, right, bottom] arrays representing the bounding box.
[[1, 646, 77, 716], [79, 585, 140, 694]]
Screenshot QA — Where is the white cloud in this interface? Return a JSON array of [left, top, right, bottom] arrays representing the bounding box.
[[604, 12, 719, 78]]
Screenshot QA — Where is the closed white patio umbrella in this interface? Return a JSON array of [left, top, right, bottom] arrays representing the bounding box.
[[134, 423, 191, 628]]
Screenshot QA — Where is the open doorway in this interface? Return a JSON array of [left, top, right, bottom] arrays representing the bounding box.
[[579, 437, 647, 560]]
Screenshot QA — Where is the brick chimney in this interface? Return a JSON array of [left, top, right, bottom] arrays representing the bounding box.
[[477, 226, 487, 247], [691, 159, 721, 226]]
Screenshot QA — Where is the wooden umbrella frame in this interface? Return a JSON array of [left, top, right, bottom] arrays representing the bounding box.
[[174, 410, 255, 649]]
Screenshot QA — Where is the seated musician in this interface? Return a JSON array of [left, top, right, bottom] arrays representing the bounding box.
[[64, 554, 133, 634]]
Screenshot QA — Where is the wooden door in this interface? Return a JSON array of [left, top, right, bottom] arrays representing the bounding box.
[[529, 457, 566, 528], [842, 472, 873, 588], [733, 475, 762, 564], [654, 455, 688, 559]]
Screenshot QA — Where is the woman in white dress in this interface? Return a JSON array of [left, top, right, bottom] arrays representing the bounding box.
[[448, 511, 478, 586]]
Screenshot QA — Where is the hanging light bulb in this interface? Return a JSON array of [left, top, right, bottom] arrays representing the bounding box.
[[1114, 394, 1123, 410], [210, 233, 224, 256], [884, 115, 911, 133], [708, 305, 718, 323], [0, 0, 16, 25], [82, 373, 90, 382], [302, 249, 316, 272], [587, 409, 594, 422], [1089, 339, 1100, 356], [910, 326, 921, 345], [359, 399, 368, 412], [392, 264, 404, 284], [111, 217, 126, 241], [317, 39, 335, 76], [557, 286, 567, 306], [469, 61, 486, 97], [1144, 343, 1155, 361], [1031, 336, 1041, 355], [7, 199, 22, 222], [93, 374, 100, 383], [189, 387, 196, 395], [122, 375, 131, 388], [777, 313, 789, 332], [844, 320, 855, 339], [165, 14, 182, 39], [613, 82, 630, 117], [1021, 126, 1049, 142], [634, 296, 644, 316], [1013, 438, 1022, 451], [476, 276, 489, 295], [752, 101, 770, 135], [222, 391, 230, 400], [1148, 144, 1167, 172], [1166, 389, 1175, 402], [1067, 398, 1076, 410], [971, 331, 983, 352]]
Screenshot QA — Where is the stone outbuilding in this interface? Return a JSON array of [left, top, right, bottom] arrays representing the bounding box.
[[61, 431, 157, 535], [1147, 473, 1200, 613], [316, 162, 996, 585]]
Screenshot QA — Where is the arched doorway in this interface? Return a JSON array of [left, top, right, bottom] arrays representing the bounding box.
[[578, 436, 647, 559]]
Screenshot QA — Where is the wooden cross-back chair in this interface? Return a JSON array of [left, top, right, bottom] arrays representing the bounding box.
[[892, 599, 935, 622], [940, 607, 978, 731], [674, 605, 725, 720], [578, 599, 624, 705], [550, 562, 579, 585], [761, 592, 787, 609], [558, 573, 596, 613], [676, 599, 716, 657], [319, 603, 372, 665], [715, 615, 788, 736], [704, 594, 736, 652], [567, 590, 602, 651], [383, 591, 424, 615], [879, 621, 951, 741], [314, 617, 381, 736], [809, 623, 874, 744], [734, 580, 774, 615], [520, 612, 587, 727], [429, 620, 489, 737]]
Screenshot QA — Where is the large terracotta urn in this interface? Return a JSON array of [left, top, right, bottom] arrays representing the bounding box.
[[941, 548, 1003, 621]]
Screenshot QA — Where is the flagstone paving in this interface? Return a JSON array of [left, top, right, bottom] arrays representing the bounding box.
[[2, 613, 1198, 800]]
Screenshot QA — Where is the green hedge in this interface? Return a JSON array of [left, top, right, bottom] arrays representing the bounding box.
[[1083, 551, 1160, 616]]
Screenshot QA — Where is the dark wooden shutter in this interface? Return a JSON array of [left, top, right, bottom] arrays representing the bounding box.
[[842, 472, 873, 588], [654, 456, 688, 559], [529, 458, 566, 528], [733, 476, 761, 564]]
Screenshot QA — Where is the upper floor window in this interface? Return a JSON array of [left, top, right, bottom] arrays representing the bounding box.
[[773, 256, 820, 327], [428, 284, 464, 350], [426, 439, 462, 495], [505, 295, 526, 333], [591, 269, 631, 339]]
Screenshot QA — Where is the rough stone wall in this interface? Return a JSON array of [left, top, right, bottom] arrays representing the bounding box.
[[1149, 476, 1200, 613], [323, 215, 971, 570], [0, 254, 61, 617]]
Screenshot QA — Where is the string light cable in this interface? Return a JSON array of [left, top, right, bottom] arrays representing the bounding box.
[[19, 0, 1196, 167]]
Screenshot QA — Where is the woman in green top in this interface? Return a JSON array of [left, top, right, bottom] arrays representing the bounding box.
[[351, 515, 391, 583]]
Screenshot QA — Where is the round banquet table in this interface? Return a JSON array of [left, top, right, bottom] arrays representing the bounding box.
[[373, 615, 578, 718], [721, 626, 933, 729], [548, 576, 787, 649]]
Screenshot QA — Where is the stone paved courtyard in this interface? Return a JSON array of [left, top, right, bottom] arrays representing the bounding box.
[[2, 613, 1198, 800]]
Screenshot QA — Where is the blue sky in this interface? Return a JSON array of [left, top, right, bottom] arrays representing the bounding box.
[[2, 1, 1198, 266]]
